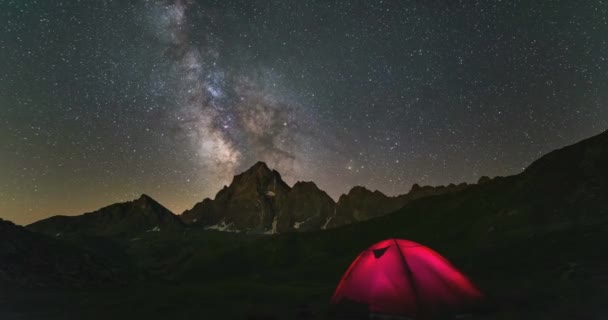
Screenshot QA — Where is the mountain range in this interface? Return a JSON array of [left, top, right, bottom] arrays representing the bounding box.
[[1, 129, 607, 319], [180, 161, 470, 233], [29, 161, 471, 237]]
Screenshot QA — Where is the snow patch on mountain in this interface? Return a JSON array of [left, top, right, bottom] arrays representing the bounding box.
[[294, 217, 313, 229], [321, 217, 333, 230], [264, 216, 279, 235], [205, 220, 240, 233]]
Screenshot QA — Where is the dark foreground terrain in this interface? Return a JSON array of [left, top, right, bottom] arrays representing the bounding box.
[[2, 130, 608, 319], [2, 223, 607, 319]]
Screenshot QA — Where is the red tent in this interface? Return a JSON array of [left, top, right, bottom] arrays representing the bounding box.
[[331, 239, 484, 319]]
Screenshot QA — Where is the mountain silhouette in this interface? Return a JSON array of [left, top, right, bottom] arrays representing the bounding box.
[[180, 162, 467, 233], [27, 194, 183, 238], [23, 129, 608, 239]]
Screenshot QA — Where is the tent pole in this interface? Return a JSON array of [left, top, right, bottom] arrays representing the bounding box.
[[393, 239, 423, 319]]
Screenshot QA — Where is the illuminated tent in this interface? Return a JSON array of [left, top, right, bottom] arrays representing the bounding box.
[[330, 239, 484, 319]]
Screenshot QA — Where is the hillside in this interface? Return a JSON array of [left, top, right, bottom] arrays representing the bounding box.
[[0, 218, 112, 287]]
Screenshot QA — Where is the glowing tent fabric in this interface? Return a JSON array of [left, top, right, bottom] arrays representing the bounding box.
[[331, 239, 483, 319]]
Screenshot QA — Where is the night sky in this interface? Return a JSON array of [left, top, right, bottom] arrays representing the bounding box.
[[1, 0, 607, 225]]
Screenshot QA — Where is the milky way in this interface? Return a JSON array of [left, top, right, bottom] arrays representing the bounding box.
[[151, 0, 318, 188], [1, 0, 607, 225]]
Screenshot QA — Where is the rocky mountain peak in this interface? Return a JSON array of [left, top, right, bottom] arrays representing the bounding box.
[[249, 161, 271, 172], [229, 162, 288, 193], [239, 161, 278, 179], [134, 194, 164, 209], [136, 193, 155, 203], [181, 162, 291, 232], [292, 181, 321, 191], [347, 185, 372, 196]]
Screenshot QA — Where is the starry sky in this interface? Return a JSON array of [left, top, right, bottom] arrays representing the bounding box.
[[1, 0, 607, 225]]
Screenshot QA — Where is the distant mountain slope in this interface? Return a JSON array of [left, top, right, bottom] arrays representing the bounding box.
[[517, 129, 608, 224], [27, 194, 183, 238], [0, 218, 111, 286], [181, 162, 468, 233]]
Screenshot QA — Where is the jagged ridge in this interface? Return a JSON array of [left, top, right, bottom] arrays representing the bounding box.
[[181, 162, 471, 233]]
